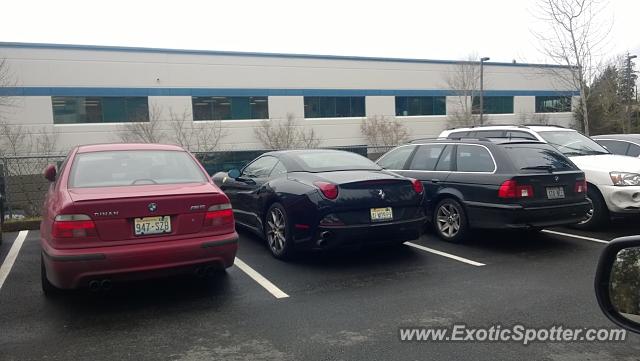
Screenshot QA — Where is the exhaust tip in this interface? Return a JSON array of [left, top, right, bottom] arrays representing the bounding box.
[[88, 280, 100, 291], [100, 279, 112, 291], [317, 231, 333, 246]]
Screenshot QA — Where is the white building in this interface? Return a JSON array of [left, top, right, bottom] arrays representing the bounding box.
[[0, 42, 578, 152]]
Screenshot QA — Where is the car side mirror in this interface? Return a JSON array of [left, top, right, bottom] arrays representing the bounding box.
[[595, 236, 640, 334], [228, 169, 241, 179], [43, 164, 57, 182]]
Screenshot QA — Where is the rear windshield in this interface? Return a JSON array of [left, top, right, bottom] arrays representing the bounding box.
[[69, 150, 208, 188], [503, 144, 577, 172], [292, 151, 380, 172]]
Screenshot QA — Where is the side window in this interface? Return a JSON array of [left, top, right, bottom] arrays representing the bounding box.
[[598, 140, 629, 156], [475, 130, 505, 138], [505, 131, 537, 140], [447, 131, 469, 139], [435, 145, 454, 171], [377, 146, 415, 170], [628, 144, 640, 157], [456, 145, 495, 172], [242, 156, 279, 178], [270, 161, 288, 177], [409, 144, 446, 171]]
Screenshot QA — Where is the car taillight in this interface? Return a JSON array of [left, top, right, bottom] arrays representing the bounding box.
[[52, 214, 97, 238], [410, 178, 424, 193], [575, 180, 587, 193], [498, 180, 534, 199], [204, 203, 234, 227], [314, 181, 339, 199]]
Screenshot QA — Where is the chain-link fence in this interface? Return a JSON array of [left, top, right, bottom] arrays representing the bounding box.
[[0, 145, 397, 220], [0, 155, 66, 220]]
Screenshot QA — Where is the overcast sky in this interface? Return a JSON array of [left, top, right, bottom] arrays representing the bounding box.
[[1, 0, 638, 64]]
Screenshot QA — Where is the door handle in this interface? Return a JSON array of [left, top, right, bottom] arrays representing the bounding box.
[[431, 179, 440, 184]]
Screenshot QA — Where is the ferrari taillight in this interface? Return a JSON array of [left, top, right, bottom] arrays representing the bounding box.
[[410, 178, 424, 193], [314, 181, 339, 200], [204, 203, 234, 227], [52, 214, 97, 238]]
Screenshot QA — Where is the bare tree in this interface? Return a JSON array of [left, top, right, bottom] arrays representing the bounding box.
[[169, 108, 227, 153], [118, 103, 166, 143], [532, 0, 612, 135], [445, 54, 483, 127], [360, 115, 409, 147], [254, 113, 320, 150], [0, 120, 60, 216]]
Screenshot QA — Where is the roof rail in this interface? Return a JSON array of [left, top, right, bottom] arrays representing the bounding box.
[[447, 124, 529, 130], [522, 123, 566, 128], [409, 137, 441, 143], [444, 137, 492, 142]]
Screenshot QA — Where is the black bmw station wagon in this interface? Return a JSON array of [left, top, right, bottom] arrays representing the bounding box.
[[376, 139, 591, 242]]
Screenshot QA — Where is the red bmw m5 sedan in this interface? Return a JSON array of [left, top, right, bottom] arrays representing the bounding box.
[[40, 143, 238, 294]]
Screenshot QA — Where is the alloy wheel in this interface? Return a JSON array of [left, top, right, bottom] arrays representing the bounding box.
[[436, 203, 461, 238], [266, 208, 286, 253], [578, 197, 594, 225]]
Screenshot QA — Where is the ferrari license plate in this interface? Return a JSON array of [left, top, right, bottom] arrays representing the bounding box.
[[134, 216, 171, 236], [370, 207, 393, 222], [546, 186, 565, 200]]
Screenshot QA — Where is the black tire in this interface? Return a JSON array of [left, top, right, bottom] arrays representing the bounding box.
[[433, 198, 468, 243], [572, 188, 609, 230], [41, 254, 60, 296], [264, 203, 295, 260]]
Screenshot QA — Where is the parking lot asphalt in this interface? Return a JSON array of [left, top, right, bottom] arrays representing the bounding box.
[[1, 223, 639, 361]]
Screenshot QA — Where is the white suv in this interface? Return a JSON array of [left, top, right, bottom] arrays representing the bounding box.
[[439, 125, 640, 229]]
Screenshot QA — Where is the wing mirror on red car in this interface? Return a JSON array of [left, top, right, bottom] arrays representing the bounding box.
[[595, 236, 640, 334], [43, 164, 57, 182]]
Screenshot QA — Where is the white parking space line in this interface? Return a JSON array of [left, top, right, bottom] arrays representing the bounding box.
[[0, 231, 29, 291], [542, 229, 609, 244], [234, 257, 289, 299], [404, 242, 486, 267]]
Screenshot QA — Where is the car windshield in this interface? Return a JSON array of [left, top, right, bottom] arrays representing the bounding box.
[[538, 131, 610, 157], [69, 150, 208, 188], [293, 151, 381, 172]]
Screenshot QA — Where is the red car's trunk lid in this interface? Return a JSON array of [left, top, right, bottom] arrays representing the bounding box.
[[67, 183, 227, 242]]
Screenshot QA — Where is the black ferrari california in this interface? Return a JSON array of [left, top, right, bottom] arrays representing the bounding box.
[[212, 149, 426, 259]]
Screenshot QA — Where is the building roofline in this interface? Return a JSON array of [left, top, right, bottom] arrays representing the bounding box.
[[0, 41, 575, 69]]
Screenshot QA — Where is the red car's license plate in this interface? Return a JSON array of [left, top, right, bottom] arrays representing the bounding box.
[[134, 216, 171, 236]]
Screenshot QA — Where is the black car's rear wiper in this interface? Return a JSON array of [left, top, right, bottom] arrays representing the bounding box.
[[520, 165, 554, 173]]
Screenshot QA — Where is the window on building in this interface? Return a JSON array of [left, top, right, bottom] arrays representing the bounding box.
[[192, 96, 268, 120], [472, 96, 514, 114], [535, 96, 572, 113], [303, 97, 365, 118], [395, 96, 446, 116], [52, 96, 149, 124]]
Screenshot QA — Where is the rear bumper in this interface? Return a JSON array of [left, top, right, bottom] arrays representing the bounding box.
[[298, 217, 426, 250], [465, 200, 591, 229], [41, 232, 238, 289]]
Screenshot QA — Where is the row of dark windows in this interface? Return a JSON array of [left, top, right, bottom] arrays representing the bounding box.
[[50, 95, 572, 124]]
